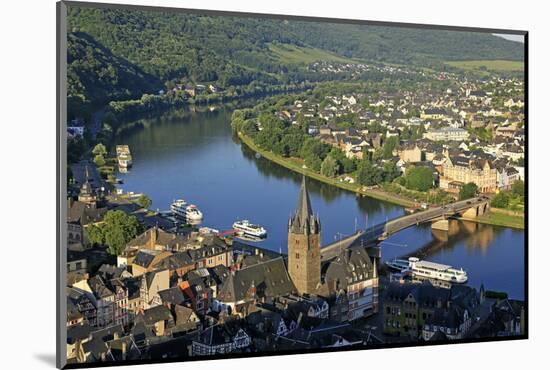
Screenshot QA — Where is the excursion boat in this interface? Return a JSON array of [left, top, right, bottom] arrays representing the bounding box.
[[385, 258, 410, 271], [171, 200, 204, 221], [386, 257, 468, 283], [117, 154, 133, 168], [185, 204, 203, 221], [170, 199, 188, 218], [232, 220, 267, 238], [116, 145, 133, 168]]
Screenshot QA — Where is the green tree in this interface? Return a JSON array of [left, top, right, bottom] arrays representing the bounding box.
[[137, 194, 152, 209], [491, 192, 510, 209], [86, 210, 142, 256], [92, 143, 107, 156], [382, 136, 399, 159], [341, 157, 357, 173], [85, 224, 105, 246], [459, 182, 478, 200], [404, 166, 433, 192], [382, 161, 401, 183], [511, 180, 524, 197], [305, 156, 323, 172], [94, 154, 106, 167], [357, 160, 382, 186], [321, 155, 339, 178]]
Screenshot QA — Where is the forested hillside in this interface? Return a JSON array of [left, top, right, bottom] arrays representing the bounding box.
[[66, 5, 523, 111], [67, 32, 161, 114]]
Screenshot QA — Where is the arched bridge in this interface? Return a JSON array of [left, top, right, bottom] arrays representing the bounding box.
[[320, 196, 490, 261]]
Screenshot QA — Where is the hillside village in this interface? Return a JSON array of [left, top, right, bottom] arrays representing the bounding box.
[[235, 67, 524, 206]]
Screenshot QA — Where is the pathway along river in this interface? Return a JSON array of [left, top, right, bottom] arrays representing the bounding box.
[[116, 106, 525, 299]]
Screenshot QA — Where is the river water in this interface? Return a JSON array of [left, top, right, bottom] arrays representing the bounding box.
[[116, 106, 525, 299]]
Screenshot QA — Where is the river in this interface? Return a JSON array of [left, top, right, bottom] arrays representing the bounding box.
[[116, 106, 525, 300]]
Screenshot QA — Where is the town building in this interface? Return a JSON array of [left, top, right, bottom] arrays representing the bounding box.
[[424, 127, 469, 142], [397, 142, 422, 163], [440, 154, 497, 193], [320, 246, 379, 321], [382, 282, 480, 340], [217, 257, 296, 316]]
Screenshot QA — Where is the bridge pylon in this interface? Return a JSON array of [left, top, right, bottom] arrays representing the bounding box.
[[462, 202, 490, 219], [431, 218, 450, 232]]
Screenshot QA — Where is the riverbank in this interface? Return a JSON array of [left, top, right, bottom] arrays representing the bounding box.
[[238, 132, 526, 229], [238, 132, 414, 207], [467, 208, 525, 230]]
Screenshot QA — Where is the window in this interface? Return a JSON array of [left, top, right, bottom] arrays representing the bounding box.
[[295, 253, 300, 259]]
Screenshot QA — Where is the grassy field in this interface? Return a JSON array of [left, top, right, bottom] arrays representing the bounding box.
[[445, 60, 524, 72], [268, 43, 356, 65], [473, 210, 525, 229]]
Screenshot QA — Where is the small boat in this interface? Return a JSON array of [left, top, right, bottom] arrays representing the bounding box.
[[170, 199, 188, 218], [232, 220, 267, 238], [185, 204, 203, 221]]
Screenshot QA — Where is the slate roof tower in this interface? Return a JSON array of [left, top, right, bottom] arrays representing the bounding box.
[[288, 176, 321, 294]]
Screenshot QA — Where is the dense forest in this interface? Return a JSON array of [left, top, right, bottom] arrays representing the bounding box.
[[66, 5, 524, 114], [67, 32, 161, 116]]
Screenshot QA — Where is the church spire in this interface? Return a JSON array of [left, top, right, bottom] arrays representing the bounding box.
[[289, 176, 320, 234], [297, 176, 313, 223]]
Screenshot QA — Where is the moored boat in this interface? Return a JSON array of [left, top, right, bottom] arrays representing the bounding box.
[[116, 145, 133, 168], [232, 220, 267, 238], [185, 204, 203, 221], [386, 257, 468, 283], [170, 199, 188, 218], [385, 258, 410, 271], [407, 257, 468, 283]]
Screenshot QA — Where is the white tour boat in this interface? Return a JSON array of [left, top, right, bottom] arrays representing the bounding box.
[[407, 257, 468, 283], [232, 220, 267, 238], [386, 257, 468, 283], [185, 204, 203, 221], [170, 199, 188, 218]]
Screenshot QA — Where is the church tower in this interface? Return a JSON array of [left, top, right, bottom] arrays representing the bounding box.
[[288, 176, 321, 294], [78, 166, 97, 207]]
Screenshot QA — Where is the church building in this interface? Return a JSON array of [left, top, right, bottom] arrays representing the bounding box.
[[287, 177, 321, 295]]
